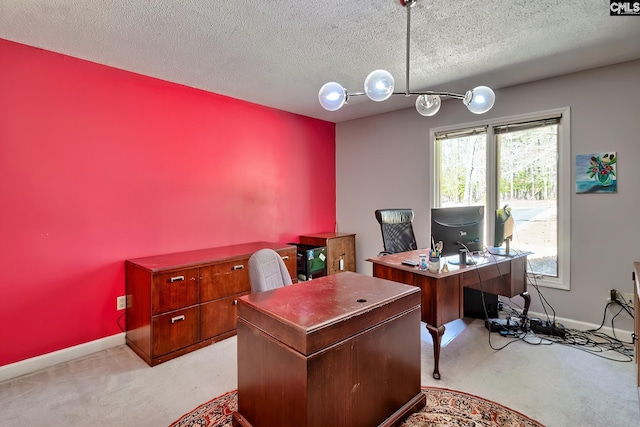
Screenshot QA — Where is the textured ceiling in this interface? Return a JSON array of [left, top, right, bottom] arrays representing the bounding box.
[[2, 0, 640, 123]]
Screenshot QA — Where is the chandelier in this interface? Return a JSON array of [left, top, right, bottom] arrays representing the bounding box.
[[318, 0, 495, 116]]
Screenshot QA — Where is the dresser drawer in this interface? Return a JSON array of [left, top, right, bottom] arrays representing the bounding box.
[[152, 268, 199, 315], [200, 260, 250, 302], [278, 248, 297, 281], [201, 293, 248, 340], [151, 306, 200, 357]]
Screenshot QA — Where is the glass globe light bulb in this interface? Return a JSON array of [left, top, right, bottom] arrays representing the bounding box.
[[463, 86, 495, 114], [318, 82, 347, 111], [415, 94, 441, 116], [364, 69, 395, 102]]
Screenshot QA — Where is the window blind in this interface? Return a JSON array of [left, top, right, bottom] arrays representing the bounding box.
[[434, 126, 487, 141], [493, 116, 562, 134]]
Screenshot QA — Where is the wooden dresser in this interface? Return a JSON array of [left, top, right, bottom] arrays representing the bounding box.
[[299, 232, 356, 274], [125, 241, 296, 366]]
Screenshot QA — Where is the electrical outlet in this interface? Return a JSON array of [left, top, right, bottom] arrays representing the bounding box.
[[117, 295, 127, 311], [607, 291, 634, 307]]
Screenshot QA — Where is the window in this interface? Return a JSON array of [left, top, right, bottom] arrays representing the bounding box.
[[431, 108, 571, 290]]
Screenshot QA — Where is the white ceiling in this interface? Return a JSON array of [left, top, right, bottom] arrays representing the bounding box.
[[2, 0, 640, 123]]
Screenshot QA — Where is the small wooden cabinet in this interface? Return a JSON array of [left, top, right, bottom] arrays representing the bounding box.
[[299, 232, 356, 275], [125, 242, 296, 366]]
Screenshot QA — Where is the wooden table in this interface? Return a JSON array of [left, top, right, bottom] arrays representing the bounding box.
[[232, 271, 425, 427], [367, 250, 530, 379]]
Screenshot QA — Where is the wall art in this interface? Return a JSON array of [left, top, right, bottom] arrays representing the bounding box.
[[575, 152, 617, 193]]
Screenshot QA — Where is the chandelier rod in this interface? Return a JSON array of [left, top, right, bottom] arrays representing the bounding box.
[[317, 0, 495, 114], [401, 1, 463, 99], [334, 90, 464, 99]]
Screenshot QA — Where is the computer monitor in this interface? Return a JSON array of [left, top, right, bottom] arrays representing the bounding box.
[[431, 206, 484, 264], [491, 204, 516, 256]]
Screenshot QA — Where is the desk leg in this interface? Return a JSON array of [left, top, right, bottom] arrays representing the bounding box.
[[521, 291, 531, 317], [426, 324, 445, 380]]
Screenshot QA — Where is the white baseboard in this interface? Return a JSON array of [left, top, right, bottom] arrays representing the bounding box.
[[0, 332, 125, 383], [527, 311, 634, 343], [0, 313, 633, 384]]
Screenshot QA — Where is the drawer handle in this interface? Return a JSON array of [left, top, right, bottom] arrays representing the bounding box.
[[170, 276, 185, 283], [281, 256, 289, 260], [171, 315, 185, 323], [233, 299, 238, 305], [232, 265, 245, 271]]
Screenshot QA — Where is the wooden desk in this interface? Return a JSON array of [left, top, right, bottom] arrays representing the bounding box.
[[232, 271, 425, 427], [367, 250, 530, 379]]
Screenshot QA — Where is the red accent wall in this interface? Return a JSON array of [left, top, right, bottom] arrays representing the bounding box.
[[0, 39, 336, 366]]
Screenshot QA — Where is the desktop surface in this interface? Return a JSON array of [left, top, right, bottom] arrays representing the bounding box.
[[486, 246, 523, 257], [369, 250, 516, 278], [237, 271, 420, 354]]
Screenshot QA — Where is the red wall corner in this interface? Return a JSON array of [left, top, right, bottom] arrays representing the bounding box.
[[0, 38, 336, 366]]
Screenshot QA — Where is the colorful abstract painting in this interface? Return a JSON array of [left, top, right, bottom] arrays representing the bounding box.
[[575, 152, 617, 193]]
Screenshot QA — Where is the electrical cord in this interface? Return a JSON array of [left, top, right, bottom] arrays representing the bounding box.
[[477, 247, 633, 361], [454, 211, 634, 361], [509, 220, 561, 327], [491, 302, 634, 360], [589, 297, 634, 344], [516, 278, 633, 360], [117, 310, 126, 333], [527, 273, 557, 324], [610, 289, 634, 318], [456, 241, 524, 350], [499, 228, 559, 330], [455, 234, 633, 360], [529, 327, 633, 361]]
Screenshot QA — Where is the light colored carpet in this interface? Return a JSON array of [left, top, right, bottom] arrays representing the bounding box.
[[0, 319, 637, 426]]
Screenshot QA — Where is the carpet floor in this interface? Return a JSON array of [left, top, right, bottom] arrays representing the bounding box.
[[0, 318, 636, 426]]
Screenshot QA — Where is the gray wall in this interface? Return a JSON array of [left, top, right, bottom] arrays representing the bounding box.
[[336, 59, 640, 330]]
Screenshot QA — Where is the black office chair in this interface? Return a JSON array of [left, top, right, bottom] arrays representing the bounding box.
[[248, 249, 293, 293], [374, 209, 418, 255]]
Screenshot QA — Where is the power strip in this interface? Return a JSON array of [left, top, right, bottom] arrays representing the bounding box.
[[485, 318, 521, 332], [530, 319, 566, 338]]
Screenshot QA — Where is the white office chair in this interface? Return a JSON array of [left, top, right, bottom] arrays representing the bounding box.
[[248, 248, 293, 293]]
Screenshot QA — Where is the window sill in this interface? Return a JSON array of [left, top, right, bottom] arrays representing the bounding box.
[[528, 273, 569, 290]]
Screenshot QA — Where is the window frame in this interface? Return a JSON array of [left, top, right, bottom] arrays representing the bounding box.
[[429, 107, 571, 290]]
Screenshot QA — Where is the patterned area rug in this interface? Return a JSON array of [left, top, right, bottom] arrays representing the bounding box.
[[169, 387, 544, 427]]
